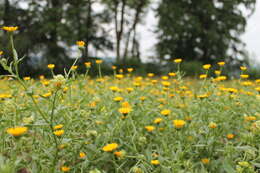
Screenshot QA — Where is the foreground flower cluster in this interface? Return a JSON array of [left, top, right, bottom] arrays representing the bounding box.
[[1, 26, 260, 173]]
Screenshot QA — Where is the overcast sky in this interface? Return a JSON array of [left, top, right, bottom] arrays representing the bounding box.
[[139, 1, 260, 63]]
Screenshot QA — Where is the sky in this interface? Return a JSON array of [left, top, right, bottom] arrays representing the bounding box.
[[139, 1, 260, 64], [242, 1, 260, 64]]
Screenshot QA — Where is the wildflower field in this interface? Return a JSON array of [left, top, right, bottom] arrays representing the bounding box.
[[1, 28, 260, 173]]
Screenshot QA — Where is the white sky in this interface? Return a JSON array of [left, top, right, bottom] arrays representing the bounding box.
[[139, 1, 260, 64], [242, 0, 260, 64]]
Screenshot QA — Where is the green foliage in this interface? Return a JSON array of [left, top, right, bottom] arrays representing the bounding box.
[[156, 0, 256, 64]]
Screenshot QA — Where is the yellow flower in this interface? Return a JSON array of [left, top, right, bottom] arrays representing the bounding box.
[[53, 130, 64, 136], [42, 92, 52, 98], [161, 81, 171, 87], [7, 126, 28, 137], [102, 143, 118, 152], [214, 70, 221, 75], [85, 62, 91, 68], [47, 64, 55, 69], [126, 87, 134, 93], [240, 74, 249, 79], [173, 120, 186, 128], [217, 62, 225, 66], [127, 68, 134, 72], [54, 124, 63, 130], [174, 59, 182, 63], [39, 75, 45, 80], [71, 65, 78, 71], [161, 109, 171, 116], [0, 51, 3, 56], [227, 133, 234, 139], [0, 94, 12, 99], [118, 107, 131, 115], [96, 60, 103, 64], [112, 65, 117, 70], [61, 166, 70, 172], [161, 76, 169, 80], [2, 26, 18, 32], [147, 73, 154, 77], [153, 118, 163, 124], [110, 86, 119, 92], [209, 122, 217, 128], [79, 152, 86, 158], [215, 76, 227, 81], [240, 66, 247, 71], [76, 40, 85, 47], [244, 116, 256, 121], [168, 72, 176, 77], [113, 96, 124, 102], [114, 150, 126, 158], [199, 74, 207, 79], [23, 77, 31, 81], [201, 158, 210, 164], [145, 126, 155, 132], [151, 160, 160, 165], [116, 74, 124, 79], [203, 64, 211, 70]]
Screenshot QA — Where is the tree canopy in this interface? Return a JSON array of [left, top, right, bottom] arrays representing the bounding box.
[[156, 0, 256, 64]]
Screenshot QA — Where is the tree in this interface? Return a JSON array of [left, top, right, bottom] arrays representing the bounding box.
[[155, 0, 256, 64], [0, 0, 113, 75], [102, 0, 150, 64]]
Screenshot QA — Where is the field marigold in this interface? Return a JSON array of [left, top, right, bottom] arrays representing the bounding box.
[[209, 122, 217, 128], [71, 65, 78, 71], [218, 62, 225, 66], [42, 92, 52, 98], [227, 134, 234, 139], [161, 109, 171, 116], [118, 107, 131, 115], [173, 120, 186, 128], [85, 62, 91, 68], [203, 64, 211, 70], [7, 126, 28, 137], [54, 124, 63, 130], [151, 160, 160, 165], [240, 66, 247, 71], [47, 64, 55, 69], [96, 60, 103, 64], [53, 130, 64, 136], [145, 126, 155, 132], [201, 158, 210, 164], [244, 116, 256, 121], [79, 152, 86, 158], [240, 74, 249, 79], [23, 77, 31, 81], [2, 26, 18, 32], [153, 118, 163, 124], [174, 59, 182, 63], [147, 73, 154, 77], [127, 68, 134, 72], [114, 150, 125, 158], [102, 143, 118, 152], [76, 40, 85, 47], [114, 96, 124, 102], [61, 166, 70, 172], [199, 74, 207, 79], [168, 72, 176, 77]]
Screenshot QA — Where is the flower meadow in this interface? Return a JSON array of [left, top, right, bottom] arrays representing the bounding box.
[[1, 28, 260, 173]]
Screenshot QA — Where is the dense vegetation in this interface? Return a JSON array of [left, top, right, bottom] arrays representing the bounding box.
[[1, 29, 260, 172]]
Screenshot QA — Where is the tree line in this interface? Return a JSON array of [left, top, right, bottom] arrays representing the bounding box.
[[0, 0, 256, 76]]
